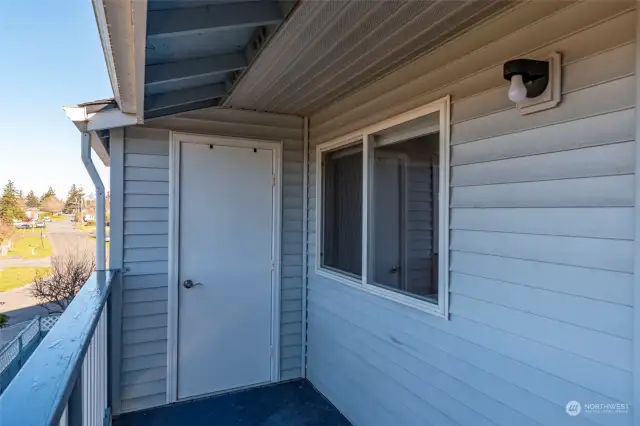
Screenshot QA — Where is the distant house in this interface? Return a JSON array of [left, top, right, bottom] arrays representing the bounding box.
[[24, 209, 39, 220]]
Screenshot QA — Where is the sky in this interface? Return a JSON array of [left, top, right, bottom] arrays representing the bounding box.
[[0, 0, 112, 200]]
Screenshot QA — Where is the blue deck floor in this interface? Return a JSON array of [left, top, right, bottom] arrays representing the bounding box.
[[113, 380, 351, 426]]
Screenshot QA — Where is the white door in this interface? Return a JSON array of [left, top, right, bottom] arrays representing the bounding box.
[[177, 141, 275, 399]]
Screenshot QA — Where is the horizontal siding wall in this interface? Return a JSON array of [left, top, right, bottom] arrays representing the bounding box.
[[306, 2, 635, 426], [118, 109, 304, 413], [121, 126, 171, 413]]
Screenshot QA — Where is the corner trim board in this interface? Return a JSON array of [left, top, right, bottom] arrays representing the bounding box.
[[108, 128, 125, 415], [631, 8, 640, 424], [301, 117, 309, 378], [166, 131, 180, 404]]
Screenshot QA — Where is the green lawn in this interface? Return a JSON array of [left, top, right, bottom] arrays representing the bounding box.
[[0, 267, 52, 291], [4, 235, 53, 259], [80, 223, 110, 234], [15, 228, 43, 235]]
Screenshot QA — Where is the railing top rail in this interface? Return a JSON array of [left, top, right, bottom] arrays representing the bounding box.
[[0, 270, 118, 426]]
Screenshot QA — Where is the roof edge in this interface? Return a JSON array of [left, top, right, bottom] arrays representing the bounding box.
[[63, 105, 138, 132], [63, 103, 138, 166], [92, 0, 147, 123], [92, 0, 121, 110]]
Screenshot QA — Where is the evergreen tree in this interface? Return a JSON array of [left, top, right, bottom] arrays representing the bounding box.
[[64, 185, 85, 214], [16, 191, 26, 213], [40, 187, 56, 202], [26, 190, 39, 208], [63, 184, 77, 213], [0, 181, 25, 221]]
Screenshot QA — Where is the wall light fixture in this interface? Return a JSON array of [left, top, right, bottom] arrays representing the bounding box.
[[503, 52, 561, 114]]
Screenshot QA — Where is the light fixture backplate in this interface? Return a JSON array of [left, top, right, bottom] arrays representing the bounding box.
[[516, 51, 561, 115]]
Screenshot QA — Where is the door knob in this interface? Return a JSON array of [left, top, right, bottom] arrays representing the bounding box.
[[183, 279, 202, 289]]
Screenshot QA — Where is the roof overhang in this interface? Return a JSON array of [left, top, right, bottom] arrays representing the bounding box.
[[93, 0, 295, 120], [63, 100, 138, 166], [92, 0, 148, 122], [88, 1, 519, 120]]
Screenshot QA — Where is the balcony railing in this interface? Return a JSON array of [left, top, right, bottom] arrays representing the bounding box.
[[0, 313, 61, 393], [0, 270, 118, 426]]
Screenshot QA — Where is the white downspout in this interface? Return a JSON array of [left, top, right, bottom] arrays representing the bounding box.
[[81, 132, 106, 271]]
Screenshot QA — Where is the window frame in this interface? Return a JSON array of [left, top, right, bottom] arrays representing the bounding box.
[[315, 96, 451, 318], [317, 136, 364, 282]]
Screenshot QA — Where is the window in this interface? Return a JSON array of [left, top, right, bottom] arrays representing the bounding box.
[[316, 97, 449, 317], [321, 142, 363, 278], [369, 123, 439, 303]]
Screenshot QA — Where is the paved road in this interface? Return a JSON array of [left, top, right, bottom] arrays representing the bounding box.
[[0, 216, 94, 326], [47, 217, 94, 256], [0, 285, 50, 325]]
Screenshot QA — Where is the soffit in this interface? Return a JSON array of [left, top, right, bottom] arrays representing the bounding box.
[[143, 0, 296, 119], [225, 0, 517, 116]]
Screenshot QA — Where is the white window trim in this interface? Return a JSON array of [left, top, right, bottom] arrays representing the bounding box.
[[315, 96, 450, 318]]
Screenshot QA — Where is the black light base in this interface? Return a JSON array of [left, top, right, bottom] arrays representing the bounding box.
[[503, 58, 549, 98]]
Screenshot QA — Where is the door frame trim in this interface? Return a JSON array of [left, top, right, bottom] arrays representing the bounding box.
[[166, 132, 283, 403]]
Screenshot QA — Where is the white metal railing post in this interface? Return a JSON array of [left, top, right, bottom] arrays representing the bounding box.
[[58, 406, 69, 426], [68, 367, 83, 426], [81, 301, 108, 426], [81, 132, 106, 271]]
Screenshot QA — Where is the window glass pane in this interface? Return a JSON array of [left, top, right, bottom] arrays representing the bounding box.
[[370, 120, 439, 303], [322, 143, 363, 277]]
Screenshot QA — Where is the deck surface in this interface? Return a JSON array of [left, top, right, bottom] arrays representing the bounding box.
[[113, 380, 351, 426]]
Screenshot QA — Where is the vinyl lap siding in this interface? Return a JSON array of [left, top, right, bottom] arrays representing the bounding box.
[[121, 127, 170, 412], [306, 3, 635, 426], [279, 134, 306, 380], [118, 110, 304, 413]]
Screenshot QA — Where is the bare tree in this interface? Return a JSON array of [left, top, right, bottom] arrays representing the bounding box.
[[85, 202, 97, 216], [0, 219, 14, 244], [31, 251, 96, 313], [40, 196, 64, 214]]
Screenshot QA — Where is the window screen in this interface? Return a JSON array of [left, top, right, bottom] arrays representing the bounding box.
[[321, 144, 363, 277]]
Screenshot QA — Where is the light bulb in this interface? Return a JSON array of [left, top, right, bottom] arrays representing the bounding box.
[[508, 74, 527, 103]]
